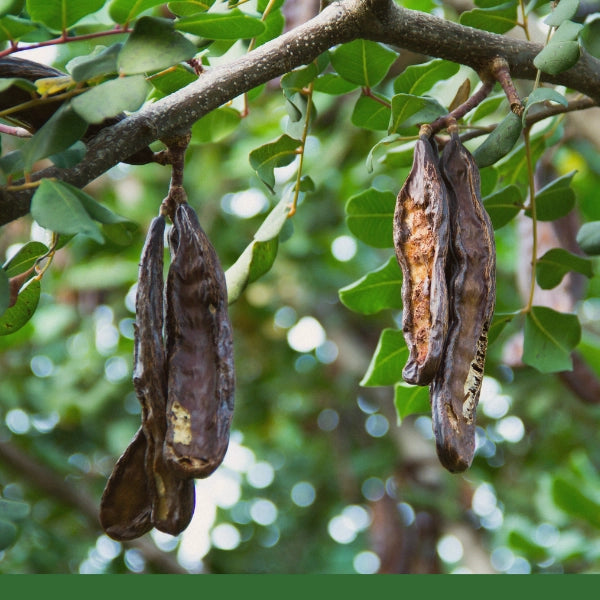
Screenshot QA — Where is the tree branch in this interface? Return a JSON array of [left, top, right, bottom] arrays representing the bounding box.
[[0, 439, 188, 573], [1, 0, 599, 226]]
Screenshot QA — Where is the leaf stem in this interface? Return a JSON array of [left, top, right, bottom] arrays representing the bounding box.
[[289, 81, 315, 217], [523, 126, 537, 314]]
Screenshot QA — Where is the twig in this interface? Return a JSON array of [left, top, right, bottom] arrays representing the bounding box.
[[0, 439, 188, 574]]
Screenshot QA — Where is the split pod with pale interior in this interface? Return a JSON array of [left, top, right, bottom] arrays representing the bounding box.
[[393, 126, 450, 386]]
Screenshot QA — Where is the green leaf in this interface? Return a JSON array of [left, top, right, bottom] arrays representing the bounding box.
[[0, 0, 24, 18], [0, 277, 40, 335], [67, 43, 123, 82], [168, 1, 216, 17], [488, 311, 518, 346], [26, 0, 105, 32], [71, 75, 149, 123], [533, 41, 581, 76], [0, 268, 8, 315], [30, 179, 104, 243], [552, 475, 600, 529], [253, 7, 284, 47], [338, 256, 402, 315], [0, 498, 30, 521], [468, 93, 505, 123], [345, 188, 395, 248], [3, 241, 49, 277], [581, 17, 600, 59], [472, 111, 523, 169], [351, 94, 391, 131], [174, 8, 265, 39], [459, 2, 518, 34], [0, 77, 36, 95], [0, 15, 38, 42], [549, 19, 584, 43], [526, 170, 576, 221], [483, 184, 523, 229], [225, 195, 291, 303], [576, 221, 600, 255], [23, 104, 87, 171], [544, 0, 580, 27], [281, 63, 319, 93], [393, 59, 460, 96], [360, 328, 408, 386], [109, 0, 168, 24], [118, 17, 198, 75], [191, 107, 241, 143], [522, 87, 568, 124], [0, 150, 24, 177], [367, 134, 402, 172], [536, 248, 593, 289], [0, 519, 17, 551], [58, 181, 131, 225], [49, 141, 87, 168], [249, 134, 300, 193], [394, 383, 430, 420], [149, 64, 197, 98], [523, 306, 581, 373], [329, 39, 397, 87], [389, 94, 446, 134], [313, 73, 358, 95]]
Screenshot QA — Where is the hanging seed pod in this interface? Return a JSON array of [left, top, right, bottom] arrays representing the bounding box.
[[393, 125, 450, 386], [132, 215, 195, 536], [164, 195, 235, 478], [99, 428, 153, 541], [431, 124, 496, 473]]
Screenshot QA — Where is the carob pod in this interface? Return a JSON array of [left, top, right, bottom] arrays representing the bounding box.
[[164, 191, 235, 478], [430, 123, 496, 473], [132, 215, 195, 536], [393, 125, 450, 386], [99, 427, 153, 540]]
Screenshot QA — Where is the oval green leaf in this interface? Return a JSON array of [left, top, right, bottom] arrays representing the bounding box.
[[118, 17, 198, 75], [31, 179, 104, 243], [576, 221, 600, 255], [3, 241, 49, 277], [339, 256, 402, 315], [345, 188, 395, 248], [329, 39, 397, 88], [536, 248, 593, 289], [360, 328, 408, 387], [72, 75, 150, 123], [523, 306, 581, 373], [0, 277, 40, 335], [174, 8, 265, 40]]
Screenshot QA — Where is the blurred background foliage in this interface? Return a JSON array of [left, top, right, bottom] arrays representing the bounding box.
[[2, 0, 600, 574]]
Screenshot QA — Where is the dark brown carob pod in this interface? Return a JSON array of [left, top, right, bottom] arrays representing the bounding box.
[[132, 214, 195, 535], [99, 428, 153, 541], [164, 189, 235, 478], [431, 123, 496, 473], [393, 125, 450, 386]]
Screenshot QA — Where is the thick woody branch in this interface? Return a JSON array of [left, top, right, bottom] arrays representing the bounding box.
[[1, 0, 599, 226]]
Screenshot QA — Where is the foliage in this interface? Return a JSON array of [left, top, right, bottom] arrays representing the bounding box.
[[1, 0, 600, 575]]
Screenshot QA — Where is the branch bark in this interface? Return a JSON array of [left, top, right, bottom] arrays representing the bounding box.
[[0, 438, 188, 573], [1, 0, 599, 226]]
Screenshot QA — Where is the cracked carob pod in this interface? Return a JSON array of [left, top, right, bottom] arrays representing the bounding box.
[[393, 125, 450, 386], [164, 189, 235, 478], [132, 214, 195, 535], [100, 215, 195, 540], [431, 123, 496, 473]]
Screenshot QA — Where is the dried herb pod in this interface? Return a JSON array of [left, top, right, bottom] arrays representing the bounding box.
[[99, 428, 153, 541], [132, 215, 195, 536], [164, 198, 235, 478], [431, 125, 496, 473], [393, 127, 450, 386]]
